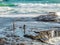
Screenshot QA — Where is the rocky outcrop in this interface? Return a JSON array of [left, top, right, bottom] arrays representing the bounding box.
[[24, 30, 53, 43], [35, 12, 58, 22], [24, 30, 60, 43], [0, 38, 6, 45]]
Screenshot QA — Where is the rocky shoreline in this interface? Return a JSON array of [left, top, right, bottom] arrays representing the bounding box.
[[35, 12, 60, 22]]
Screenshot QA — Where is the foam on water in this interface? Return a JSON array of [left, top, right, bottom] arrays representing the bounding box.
[[48, 37, 60, 45], [0, 3, 60, 15]]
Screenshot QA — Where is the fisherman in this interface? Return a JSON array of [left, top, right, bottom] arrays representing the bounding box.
[[13, 22, 16, 31], [23, 24, 26, 34]]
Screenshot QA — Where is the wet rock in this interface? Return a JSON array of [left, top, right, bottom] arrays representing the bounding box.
[[35, 12, 58, 22], [19, 43, 25, 45], [24, 34, 35, 39], [0, 38, 6, 45]]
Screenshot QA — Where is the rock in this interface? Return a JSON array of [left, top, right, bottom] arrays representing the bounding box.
[[16, 43, 25, 45], [0, 38, 6, 45], [20, 43, 25, 45], [24, 34, 35, 39], [35, 12, 58, 22]]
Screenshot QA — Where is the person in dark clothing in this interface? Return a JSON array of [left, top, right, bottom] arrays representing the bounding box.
[[23, 24, 26, 34]]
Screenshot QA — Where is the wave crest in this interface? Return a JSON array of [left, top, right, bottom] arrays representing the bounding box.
[[0, 3, 60, 14]]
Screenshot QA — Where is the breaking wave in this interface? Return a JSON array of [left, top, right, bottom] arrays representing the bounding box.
[[0, 3, 60, 15]]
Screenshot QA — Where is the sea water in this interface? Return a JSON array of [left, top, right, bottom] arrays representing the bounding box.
[[0, 0, 60, 45], [0, 18, 60, 45]]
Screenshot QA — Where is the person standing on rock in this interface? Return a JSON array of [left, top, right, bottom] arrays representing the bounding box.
[[23, 24, 26, 35]]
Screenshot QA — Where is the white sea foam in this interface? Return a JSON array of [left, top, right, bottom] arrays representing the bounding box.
[[0, 14, 40, 17], [0, 3, 60, 18], [0, 3, 60, 14], [48, 37, 60, 45]]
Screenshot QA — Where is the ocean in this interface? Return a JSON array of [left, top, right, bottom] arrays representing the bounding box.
[[0, 0, 60, 15], [1, 0, 60, 3], [0, 0, 60, 45]]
